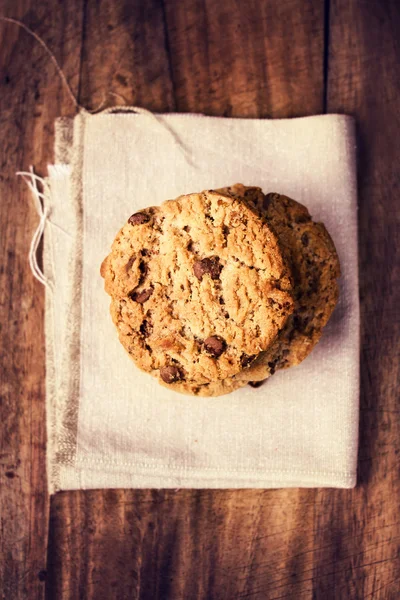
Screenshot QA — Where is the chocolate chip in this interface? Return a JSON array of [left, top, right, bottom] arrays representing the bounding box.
[[301, 233, 309, 247], [204, 335, 226, 358], [295, 213, 310, 224], [153, 216, 165, 234], [292, 315, 301, 330], [193, 256, 222, 281], [138, 260, 148, 284], [128, 211, 150, 225], [277, 349, 290, 367], [293, 315, 310, 333], [267, 361, 277, 375], [160, 365, 183, 384], [241, 354, 256, 368], [139, 320, 153, 337], [262, 194, 272, 211], [249, 380, 266, 388], [129, 288, 153, 303], [139, 260, 147, 272]]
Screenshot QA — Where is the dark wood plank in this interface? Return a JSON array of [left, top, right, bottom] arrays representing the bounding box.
[[0, 1, 83, 598], [309, 1, 400, 598], [163, 0, 324, 118], [49, 489, 320, 600], [78, 0, 175, 113], [46, 2, 325, 599]]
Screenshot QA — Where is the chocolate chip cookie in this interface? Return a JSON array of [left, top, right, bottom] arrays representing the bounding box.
[[101, 189, 294, 389], [218, 184, 341, 387]]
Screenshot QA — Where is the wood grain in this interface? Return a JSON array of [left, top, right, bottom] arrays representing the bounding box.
[[0, 1, 83, 598], [163, 0, 325, 118], [77, 0, 175, 113], [1, 0, 400, 599], [310, 1, 400, 598]]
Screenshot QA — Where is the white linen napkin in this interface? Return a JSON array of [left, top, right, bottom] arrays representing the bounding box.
[[41, 109, 359, 492]]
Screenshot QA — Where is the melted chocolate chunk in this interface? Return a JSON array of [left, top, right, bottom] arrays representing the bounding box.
[[292, 315, 310, 333], [129, 288, 153, 303], [139, 320, 153, 337], [204, 335, 226, 358], [249, 380, 266, 388], [267, 361, 277, 375], [160, 365, 183, 384], [262, 194, 272, 211], [301, 232, 309, 247], [295, 213, 310, 224], [241, 354, 256, 368], [128, 211, 150, 225], [193, 257, 222, 281]]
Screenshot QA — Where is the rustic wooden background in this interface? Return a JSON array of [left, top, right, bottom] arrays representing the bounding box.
[[1, 0, 399, 598]]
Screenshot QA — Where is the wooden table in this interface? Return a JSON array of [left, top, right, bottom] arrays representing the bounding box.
[[1, 1, 399, 598]]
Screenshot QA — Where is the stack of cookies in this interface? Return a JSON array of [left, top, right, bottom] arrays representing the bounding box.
[[101, 184, 340, 397]]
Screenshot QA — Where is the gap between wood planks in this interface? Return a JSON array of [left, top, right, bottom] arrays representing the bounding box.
[[323, 0, 331, 113]]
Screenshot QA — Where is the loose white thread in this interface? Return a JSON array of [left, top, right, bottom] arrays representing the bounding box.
[[104, 102, 195, 166], [135, 107, 195, 166], [1, 16, 79, 109], [1, 16, 195, 161], [0, 16, 107, 113], [16, 168, 54, 292], [4, 15, 195, 288]]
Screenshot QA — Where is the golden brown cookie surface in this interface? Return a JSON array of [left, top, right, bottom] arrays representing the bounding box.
[[101, 189, 294, 389]]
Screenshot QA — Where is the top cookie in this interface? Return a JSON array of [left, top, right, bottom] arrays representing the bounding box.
[[101, 189, 294, 387]]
